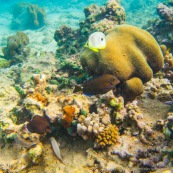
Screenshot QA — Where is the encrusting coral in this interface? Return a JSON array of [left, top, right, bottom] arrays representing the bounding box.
[[81, 25, 164, 101], [61, 105, 76, 128]]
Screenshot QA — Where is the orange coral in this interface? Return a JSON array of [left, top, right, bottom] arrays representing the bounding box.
[[29, 92, 48, 106], [62, 105, 75, 128]]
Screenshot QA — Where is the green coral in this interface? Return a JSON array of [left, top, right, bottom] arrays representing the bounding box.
[[27, 4, 46, 29], [80, 109, 88, 116], [2, 31, 30, 65], [11, 3, 46, 29], [0, 58, 10, 68], [27, 143, 43, 164], [14, 85, 26, 98], [109, 98, 123, 111]]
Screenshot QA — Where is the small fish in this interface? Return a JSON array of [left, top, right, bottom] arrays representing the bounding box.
[[164, 101, 173, 105], [49, 137, 65, 165], [84, 32, 106, 52], [73, 74, 120, 95], [27, 115, 51, 134]]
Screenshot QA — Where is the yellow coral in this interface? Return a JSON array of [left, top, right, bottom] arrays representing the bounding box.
[[62, 105, 75, 128], [160, 44, 173, 68], [95, 124, 119, 148], [27, 143, 43, 164]]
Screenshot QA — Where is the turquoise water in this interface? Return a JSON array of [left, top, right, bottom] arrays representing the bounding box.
[[0, 0, 166, 29]]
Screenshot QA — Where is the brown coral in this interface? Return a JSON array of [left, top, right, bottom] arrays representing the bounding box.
[[81, 25, 164, 101], [95, 124, 119, 148], [62, 105, 75, 128]]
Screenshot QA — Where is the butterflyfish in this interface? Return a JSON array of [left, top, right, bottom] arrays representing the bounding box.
[[84, 32, 106, 52]]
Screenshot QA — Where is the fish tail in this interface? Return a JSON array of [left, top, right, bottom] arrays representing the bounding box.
[[73, 85, 83, 93]]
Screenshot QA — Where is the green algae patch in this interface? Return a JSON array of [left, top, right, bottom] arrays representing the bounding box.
[[0, 58, 10, 68]]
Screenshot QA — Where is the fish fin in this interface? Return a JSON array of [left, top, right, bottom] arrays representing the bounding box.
[[90, 47, 99, 52], [98, 45, 106, 50], [73, 85, 83, 93], [84, 42, 89, 48]]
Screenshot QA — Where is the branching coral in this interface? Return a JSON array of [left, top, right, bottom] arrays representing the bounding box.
[[160, 44, 173, 82]]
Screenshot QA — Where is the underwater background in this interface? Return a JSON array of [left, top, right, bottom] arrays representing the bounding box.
[[0, 0, 173, 173]]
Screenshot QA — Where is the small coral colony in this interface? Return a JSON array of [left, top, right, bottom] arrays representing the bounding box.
[[0, 0, 173, 172]]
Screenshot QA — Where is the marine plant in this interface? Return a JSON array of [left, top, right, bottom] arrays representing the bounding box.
[[0, 58, 10, 68]]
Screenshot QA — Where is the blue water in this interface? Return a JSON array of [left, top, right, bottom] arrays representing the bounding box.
[[0, 0, 165, 29]]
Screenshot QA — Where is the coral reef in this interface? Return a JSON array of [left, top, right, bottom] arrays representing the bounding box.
[[2, 31, 30, 65], [142, 78, 173, 101], [160, 44, 173, 82], [144, 2, 173, 48], [1, 2, 173, 171], [0, 67, 173, 172], [54, 0, 125, 56], [163, 112, 173, 138], [11, 3, 46, 29], [81, 25, 164, 101]]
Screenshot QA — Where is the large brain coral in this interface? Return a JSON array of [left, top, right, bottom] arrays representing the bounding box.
[[80, 25, 164, 101]]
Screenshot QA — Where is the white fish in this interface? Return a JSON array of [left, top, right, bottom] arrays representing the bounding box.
[[49, 137, 66, 165], [85, 32, 106, 52]]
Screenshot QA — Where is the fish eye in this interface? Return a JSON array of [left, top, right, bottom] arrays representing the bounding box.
[[101, 38, 104, 41]]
